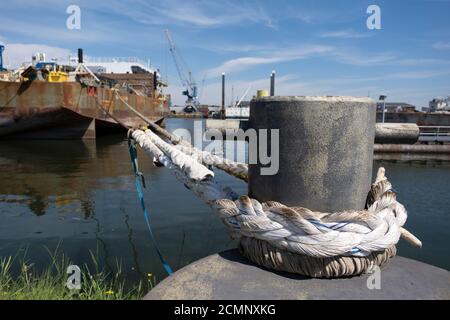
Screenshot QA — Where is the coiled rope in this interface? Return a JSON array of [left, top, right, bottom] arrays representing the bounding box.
[[130, 128, 422, 278]]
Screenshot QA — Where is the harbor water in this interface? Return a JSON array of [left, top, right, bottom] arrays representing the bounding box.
[[0, 118, 449, 285]]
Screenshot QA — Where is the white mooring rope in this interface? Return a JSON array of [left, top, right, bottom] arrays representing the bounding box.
[[115, 91, 248, 181], [133, 129, 214, 181]]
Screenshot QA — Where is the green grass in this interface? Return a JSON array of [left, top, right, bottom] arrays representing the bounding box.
[[0, 247, 153, 300]]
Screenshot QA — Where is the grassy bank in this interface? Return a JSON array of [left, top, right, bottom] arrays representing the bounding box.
[[0, 248, 152, 300]]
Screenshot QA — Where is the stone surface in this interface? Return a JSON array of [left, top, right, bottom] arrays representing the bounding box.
[[205, 119, 243, 136], [248, 96, 377, 212], [205, 119, 242, 131], [145, 249, 450, 300]]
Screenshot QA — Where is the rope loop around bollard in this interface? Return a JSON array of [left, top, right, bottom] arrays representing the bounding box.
[[129, 128, 422, 279]]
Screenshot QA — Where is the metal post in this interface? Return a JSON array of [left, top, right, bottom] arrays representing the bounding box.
[[78, 48, 84, 64], [379, 95, 387, 123], [221, 72, 226, 119], [231, 85, 234, 108], [153, 71, 158, 95], [270, 71, 275, 96]]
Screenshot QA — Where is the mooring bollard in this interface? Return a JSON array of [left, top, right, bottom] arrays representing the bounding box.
[[141, 98, 449, 300], [248, 96, 376, 212]]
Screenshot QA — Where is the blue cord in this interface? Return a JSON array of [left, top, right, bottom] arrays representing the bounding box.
[[128, 138, 174, 276]]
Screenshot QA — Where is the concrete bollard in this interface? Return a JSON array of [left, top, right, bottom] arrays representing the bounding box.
[[248, 96, 376, 212]]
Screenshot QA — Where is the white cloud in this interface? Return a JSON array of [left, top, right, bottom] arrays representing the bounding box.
[[330, 50, 396, 66], [202, 43, 450, 79], [0, 4, 162, 46], [319, 30, 373, 39], [91, 0, 275, 28], [395, 58, 450, 66], [197, 43, 278, 54], [206, 57, 279, 76], [432, 42, 450, 50], [204, 45, 333, 76], [0, 17, 114, 44], [386, 70, 450, 79], [295, 13, 313, 24], [201, 42, 450, 80]]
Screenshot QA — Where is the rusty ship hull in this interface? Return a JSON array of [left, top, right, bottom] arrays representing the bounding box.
[[0, 81, 170, 139]]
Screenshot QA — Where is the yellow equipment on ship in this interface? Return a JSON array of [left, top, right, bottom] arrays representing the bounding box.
[[48, 70, 69, 83], [257, 89, 269, 97]]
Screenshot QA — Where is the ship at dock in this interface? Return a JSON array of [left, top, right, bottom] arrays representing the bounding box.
[[0, 48, 170, 139]]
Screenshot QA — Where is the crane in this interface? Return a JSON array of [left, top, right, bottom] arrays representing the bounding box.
[[235, 85, 252, 108], [165, 29, 199, 112]]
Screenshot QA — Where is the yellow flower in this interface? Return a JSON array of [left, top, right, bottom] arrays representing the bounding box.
[[105, 290, 114, 295]]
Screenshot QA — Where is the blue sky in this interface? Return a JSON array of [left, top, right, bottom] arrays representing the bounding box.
[[1, 0, 449, 107]]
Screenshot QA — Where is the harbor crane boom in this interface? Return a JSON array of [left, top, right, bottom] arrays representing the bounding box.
[[164, 29, 199, 111]]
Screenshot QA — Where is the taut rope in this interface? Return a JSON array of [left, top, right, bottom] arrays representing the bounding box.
[[115, 92, 249, 181]]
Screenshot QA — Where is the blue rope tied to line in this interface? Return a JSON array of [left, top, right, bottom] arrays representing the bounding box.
[[127, 136, 174, 276]]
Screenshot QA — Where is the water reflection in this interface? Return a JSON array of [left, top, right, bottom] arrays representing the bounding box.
[[0, 122, 238, 282], [24, 188, 48, 216], [0, 139, 96, 217]]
